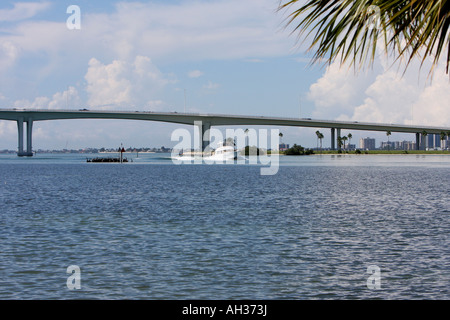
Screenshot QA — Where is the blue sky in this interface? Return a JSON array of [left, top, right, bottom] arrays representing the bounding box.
[[0, 0, 449, 150]]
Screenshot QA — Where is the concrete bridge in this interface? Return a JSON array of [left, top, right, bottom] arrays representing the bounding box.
[[0, 109, 449, 156]]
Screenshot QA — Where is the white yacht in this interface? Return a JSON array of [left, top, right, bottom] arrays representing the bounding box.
[[204, 140, 239, 162], [173, 140, 243, 162]]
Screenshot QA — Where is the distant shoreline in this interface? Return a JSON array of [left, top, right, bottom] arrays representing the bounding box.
[[99, 151, 156, 154], [0, 149, 449, 155], [269, 150, 450, 155], [315, 150, 450, 155]]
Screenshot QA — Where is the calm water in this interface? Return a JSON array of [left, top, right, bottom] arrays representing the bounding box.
[[0, 153, 449, 299]]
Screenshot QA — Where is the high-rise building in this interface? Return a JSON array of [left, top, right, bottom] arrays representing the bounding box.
[[441, 137, 450, 150], [423, 134, 445, 150], [381, 140, 418, 150], [434, 134, 441, 149], [403, 141, 416, 150], [359, 137, 376, 150]]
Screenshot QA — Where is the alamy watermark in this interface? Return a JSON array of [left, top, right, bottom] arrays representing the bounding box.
[[367, 265, 381, 290], [170, 121, 280, 175], [66, 5, 81, 30], [67, 265, 81, 290]]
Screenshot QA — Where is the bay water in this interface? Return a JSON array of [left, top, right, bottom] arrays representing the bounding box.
[[0, 153, 449, 299]]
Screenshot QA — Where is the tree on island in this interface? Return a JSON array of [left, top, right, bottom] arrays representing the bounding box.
[[337, 136, 343, 152], [284, 144, 314, 155], [342, 136, 348, 151]]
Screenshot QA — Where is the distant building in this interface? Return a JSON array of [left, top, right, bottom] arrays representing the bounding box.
[[442, 138, 450, 150], [380, 140, 416, 150], [423, 133, 447, 150], [402, 141, 416, 150], [359, 137, 376, 150], [380, 141, 394, 150], [278, 143, 289, 151]]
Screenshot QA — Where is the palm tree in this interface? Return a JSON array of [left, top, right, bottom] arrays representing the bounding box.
[[347, 133, 352, 150], [337, 136, 343, 151], [318, 132, 324, 153], [315, 130, 320, 150], [278, 132, 284, 152], [386, 131, 392, 150], [342, 136, 348, 151], [279, 0, 450, 76]]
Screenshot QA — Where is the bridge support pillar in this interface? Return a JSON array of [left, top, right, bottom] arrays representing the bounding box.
[[415, 133, 420, 150], [331, 128, 335, 150], [420, 134, 427, 150], [195, 121, 211, 154], [17, 117, 33, 157], [17, 117, 24, 155]]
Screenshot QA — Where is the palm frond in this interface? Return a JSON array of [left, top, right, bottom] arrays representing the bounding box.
[[279, 0, 450, 76]]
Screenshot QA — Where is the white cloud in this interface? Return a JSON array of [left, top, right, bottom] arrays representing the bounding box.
[[0, 121, 16, 147], [0, 2, 50, 22], [0, 0, 292, 67], [408, 70, 450, 126], [85, 56, 174, 110], [309, 62, 378, 119], [0, 41, 20, 71], [188, 70, 204, 78], [0, 0, 295, 113], [13, 86, 82, 109], [344, 70, 419, 124], [85, 58, 132, 108], [309, 51, 450, 127]]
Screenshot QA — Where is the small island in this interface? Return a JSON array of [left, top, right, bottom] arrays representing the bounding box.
[[283, 144, 314, 155]]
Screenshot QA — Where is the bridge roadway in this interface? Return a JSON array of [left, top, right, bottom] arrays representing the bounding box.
[[0, 109, 449, 156]]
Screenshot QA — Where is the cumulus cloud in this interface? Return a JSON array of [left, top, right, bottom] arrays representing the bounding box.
[[85, 58, 132, 108], [0, 0, 294, 112], [13, 86, 82, 109], [309, 52, 450, 127], [411, 71, 450, 126], [85, 56, 174, 110]]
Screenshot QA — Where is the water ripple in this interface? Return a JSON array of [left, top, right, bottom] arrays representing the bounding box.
[[0, 156, 449, 299]]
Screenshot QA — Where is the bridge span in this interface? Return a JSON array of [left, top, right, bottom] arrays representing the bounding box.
[[0, 109, 449, 156]]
